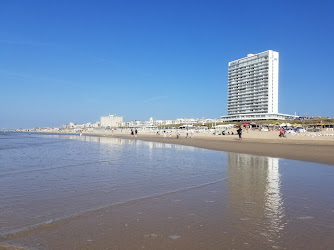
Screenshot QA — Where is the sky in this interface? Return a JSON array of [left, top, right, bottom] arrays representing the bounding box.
[[1, 0, 333, 128]]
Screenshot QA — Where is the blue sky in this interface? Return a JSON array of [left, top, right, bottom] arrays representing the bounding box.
[[1, 0, 333, 128]]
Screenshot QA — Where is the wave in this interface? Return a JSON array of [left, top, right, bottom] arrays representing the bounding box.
[[0, 177, 228, 241], [0, 160, 110, 178]]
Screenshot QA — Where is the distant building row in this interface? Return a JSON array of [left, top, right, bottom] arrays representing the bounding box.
[[62, 115, 222, 129], [99, 115, 222, 128]]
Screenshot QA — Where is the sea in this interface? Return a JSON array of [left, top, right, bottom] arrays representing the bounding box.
[[0, 132, 333, 249]]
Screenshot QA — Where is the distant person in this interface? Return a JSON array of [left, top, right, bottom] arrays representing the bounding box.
[[237, 127, 242, 139], [190, 130, 194, 138], [176, 131, 180, 139], [131, 129, 134, 137], [163, 130, 166, 138], [135, 129, 138, 137], [186, 131, 189, 138]]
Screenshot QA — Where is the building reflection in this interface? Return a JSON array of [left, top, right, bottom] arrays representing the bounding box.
[[56, 134, 195, 151], [58, 135, 127, 145], [227, 153, 285, 241]]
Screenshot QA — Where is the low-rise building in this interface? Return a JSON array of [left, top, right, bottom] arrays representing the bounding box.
[[100, 115, 124, 128]]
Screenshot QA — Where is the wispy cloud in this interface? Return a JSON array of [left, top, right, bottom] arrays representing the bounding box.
[[0, 69, 77, 87], [143, 96, 168, 104], [0, 40, 53, 46], [90, 56, 153, 77]]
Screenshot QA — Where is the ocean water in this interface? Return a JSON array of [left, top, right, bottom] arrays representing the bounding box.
[[0, 132, 333, 249]]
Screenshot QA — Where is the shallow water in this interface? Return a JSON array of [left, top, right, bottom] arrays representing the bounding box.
[[0, 132, 333, 249]]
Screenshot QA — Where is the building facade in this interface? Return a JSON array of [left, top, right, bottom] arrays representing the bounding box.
[[228, 50, 279, 115], [100, 115, 124, 128], [222, 50, 297, 121]]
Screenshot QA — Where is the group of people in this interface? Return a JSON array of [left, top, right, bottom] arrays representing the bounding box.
[[279, 128, 286, 137], [130, 129, 138, 137], [155, 130, 195, 139], [161, 130, 185, 139], [215, 130, 235, 136], [126, 126, 291, 140], [130, 128, 244, 139]]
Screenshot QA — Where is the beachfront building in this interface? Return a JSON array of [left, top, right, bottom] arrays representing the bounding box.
[[222, 50, 298, 122], [100, 115, 124, 128]]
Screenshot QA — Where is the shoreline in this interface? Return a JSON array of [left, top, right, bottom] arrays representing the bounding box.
[[31, 131, 334, 165], [112, 134, 334, 165]]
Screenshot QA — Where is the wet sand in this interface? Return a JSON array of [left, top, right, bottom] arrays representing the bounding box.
[[37, 129, 334, 165], [111, 134, 334, 166], [2, 165, 334, 250], [1, 133, 334, 249]]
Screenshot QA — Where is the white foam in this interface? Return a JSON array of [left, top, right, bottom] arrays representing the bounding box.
[[169, 235, 181, 240], [296, 216, 314, 220], [145, 233, 158, 238], [244, 201, 256, 205]]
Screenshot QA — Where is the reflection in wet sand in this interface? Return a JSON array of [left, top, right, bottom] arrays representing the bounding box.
[[265, 157, 285, 235], [227, 153, 285, 246], [58, 134, 196, 150]]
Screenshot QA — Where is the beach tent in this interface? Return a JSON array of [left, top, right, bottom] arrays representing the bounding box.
[[214, 124, 234, 129], [179, 124, 194, 129], [280, 123, 292, 127]]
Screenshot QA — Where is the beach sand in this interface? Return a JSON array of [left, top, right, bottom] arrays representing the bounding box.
[[2, 162, 334, 250], [81, 129, 334, 165], [2, 131, 334, 249]]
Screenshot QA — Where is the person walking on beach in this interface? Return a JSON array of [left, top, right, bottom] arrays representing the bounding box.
[[186, 131, 189, 138], [190, 130, 194, 138], [163, 130, 166, 138], [131, 129, 134, 137], [237, 127, 242, 139], [135, 129, 138, 137]]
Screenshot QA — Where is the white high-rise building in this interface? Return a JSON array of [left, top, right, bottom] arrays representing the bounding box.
[[222, 50, 297, 121]]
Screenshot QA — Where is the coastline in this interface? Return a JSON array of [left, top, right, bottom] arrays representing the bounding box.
[[32, 130, 334, 165], [113, 134, 334, 166]]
